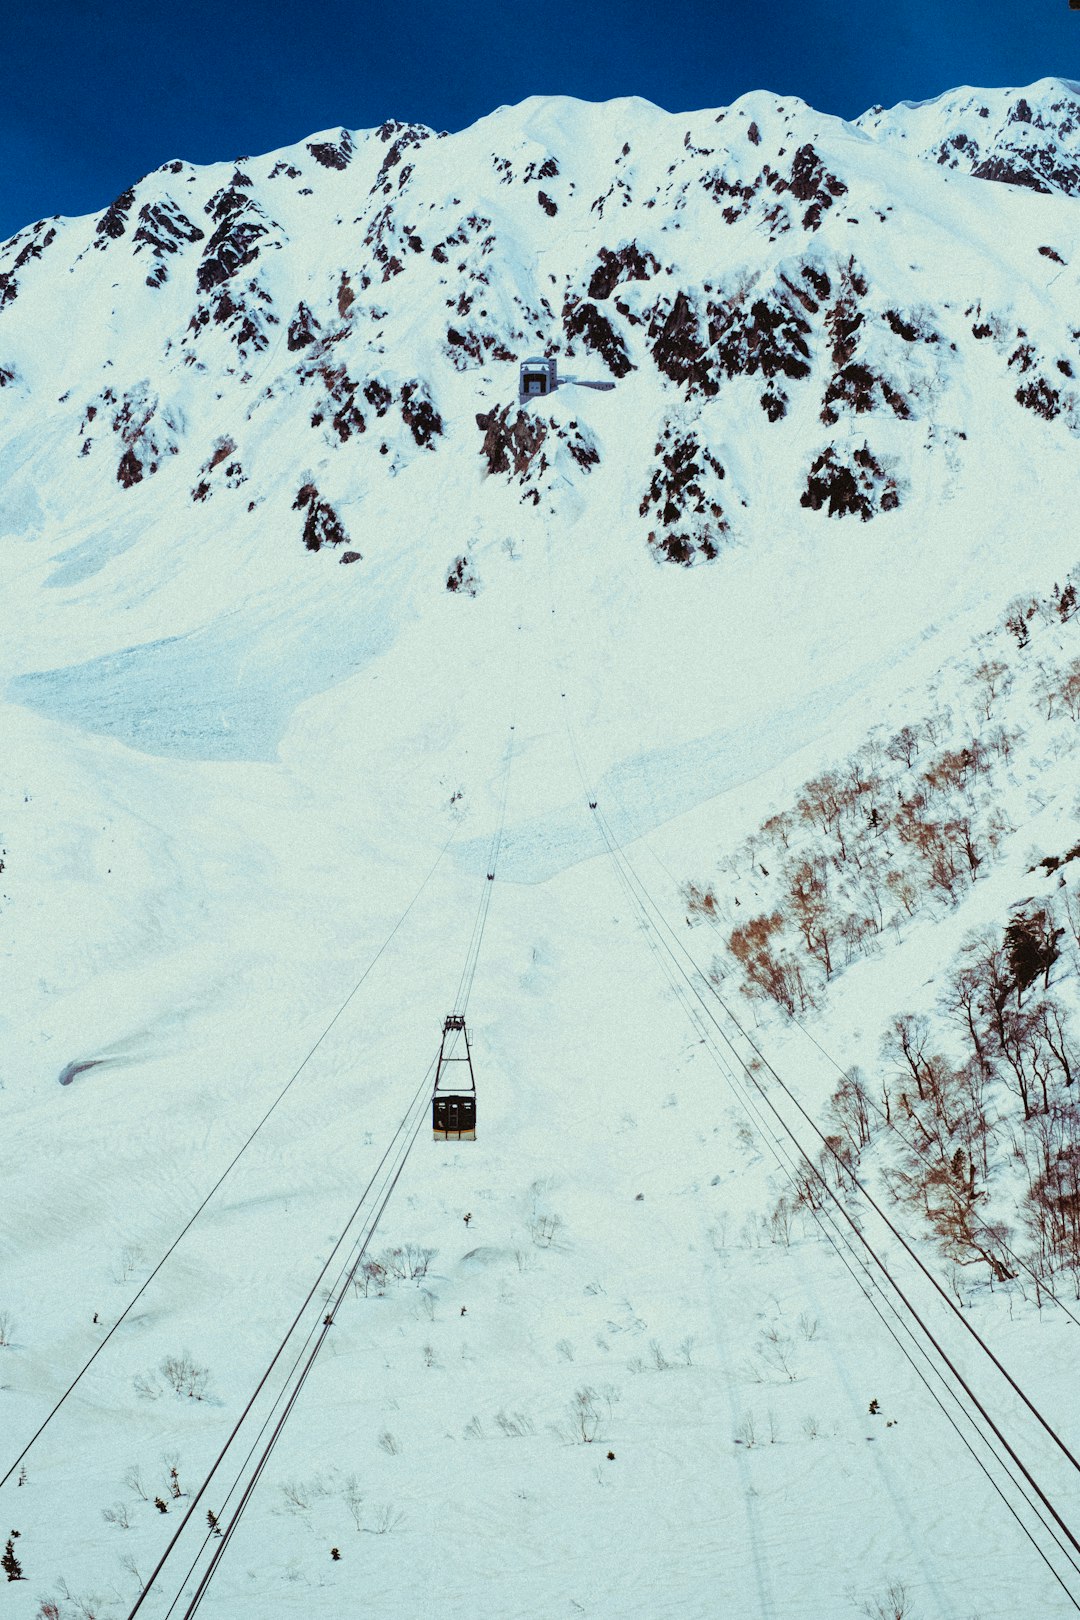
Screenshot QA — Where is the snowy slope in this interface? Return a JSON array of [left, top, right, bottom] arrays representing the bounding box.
[[2, 83, 1080, 1618]]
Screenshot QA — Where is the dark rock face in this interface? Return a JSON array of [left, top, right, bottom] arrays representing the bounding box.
[[640, 422, 728, 564], [800, 442, 901, 519], [446, 555, 479, 595], [196, 187, 281, 294], [900, 89, 1080, 197], [400, 380, 443, 448], [110, 381, 182, 488], [198, 211, 268, 292], [307, 130, 355, 170], [883, 307, 940, 344], [191, 436, 245, 501], [1015, 376, 1065, 419], [649, 291, 716, 396], [710, 285, 813, 383], [562, 298, 633, 376], [0, 220, 58, 311], [788, 144, 847, 230], [286, 306, 320, 354], [586, 241, 659, 302], [187, 278, 279, 359], [287, 301, 321, 350], [363, 378, 393, 416], [373, 123, 432, 193], [823, 260, 868, 366], [475, 405, 548, 481], [133, 200, 205, 288], [301, 359, 366, 441], [94, 187, 136, 245], [563, 422, 600, 470], [293, 483, 349, 551], [820, 362, 911, 425]]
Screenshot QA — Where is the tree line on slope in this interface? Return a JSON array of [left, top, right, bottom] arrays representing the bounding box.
[[684, 570, 1080, 1294]]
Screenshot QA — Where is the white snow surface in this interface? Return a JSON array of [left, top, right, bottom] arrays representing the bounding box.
[[1, 83, 1080, 1618]]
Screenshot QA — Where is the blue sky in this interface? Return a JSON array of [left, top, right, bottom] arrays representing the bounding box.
[[1, 0, 1078, 241]]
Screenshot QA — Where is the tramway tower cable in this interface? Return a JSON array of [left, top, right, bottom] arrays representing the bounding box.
[[129, 731, 516, 1619], [586, 789, 1080, 1565], [0, 827, 458, 1493]]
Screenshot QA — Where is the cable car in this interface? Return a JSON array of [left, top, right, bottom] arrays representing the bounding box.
[[432, 1014, 477, 1140]]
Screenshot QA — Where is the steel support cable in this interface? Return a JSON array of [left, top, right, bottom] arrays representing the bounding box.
[[704, 996, 1080, 1600], [159, 1088, 430, 1620], [126, 1063, 435, 1620], [791, 1146, 1080, 1607], [608, 811, 1080, 1485], [588, 795, 1080, 1597], [1, 829, 457, 1494], [589, 801, 1080, 1562], [179, 1103, 428, 1618], [664, 874, 1080, 1335], [140, 810, 514, 1618], [451, 728, 515, 1018], [695, 978, 1080, 1600]]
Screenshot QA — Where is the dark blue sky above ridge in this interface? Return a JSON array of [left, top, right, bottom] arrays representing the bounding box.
[[1, 0, 1078, 242]]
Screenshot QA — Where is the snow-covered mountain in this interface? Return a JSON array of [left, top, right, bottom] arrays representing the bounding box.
[[3, 81, 1080, 1618]]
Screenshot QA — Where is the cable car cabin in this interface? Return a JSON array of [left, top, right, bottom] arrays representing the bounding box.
[[432, 1014, 477, 1140], [519, 356, 557, 402]]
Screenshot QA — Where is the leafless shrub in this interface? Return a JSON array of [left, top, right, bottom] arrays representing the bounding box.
[[855, 1577, 911, 1619], [279, 1478, 312, 1512], [528, 1212, 564, 1247], [118, 1552, 145, 1586], [649, 1338, 670, 1371], [734, 1411, 757, 1448], [381, 1244, 436, 1282], [555, 1338, 574, 1362], [102, 1501, 131, 1529], [802, 1413, 821, 1439], [568, 1387, 602, 1443], [354, 1258, 387, 1297], [364, 1502, 405, 1534], [112, 1244, 145, 1285], [341, 1475, 364, 1532], [463, 1415, 484, 1440], [0, 1310, 13, 1347], [494, 1408, 535, 1438], [677, 1335, 695, 1366], [160, 1353, 209, 1400], [757, 1324, 798, 1381], [768, 1194, 796, 1245], [377, 1430, 402, 1456], [132, 1373, 162, 1400], [123, 1465, 148, 1502], [797, 1311, 819, 1342]]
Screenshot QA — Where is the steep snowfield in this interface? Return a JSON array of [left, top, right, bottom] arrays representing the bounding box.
[[2, 82, 1080, 1617]]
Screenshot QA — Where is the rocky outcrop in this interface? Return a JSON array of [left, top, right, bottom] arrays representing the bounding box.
[[475, 405, 548, 481], [800, 443, 902, 519], [293, 483, 350, 551], [640, 422, 729, 564]]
